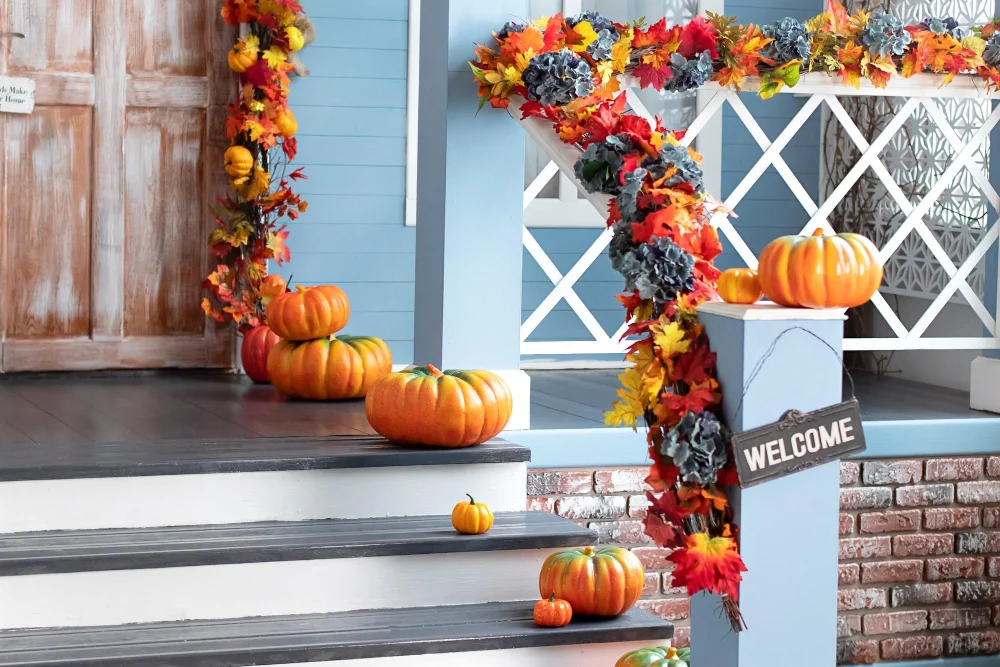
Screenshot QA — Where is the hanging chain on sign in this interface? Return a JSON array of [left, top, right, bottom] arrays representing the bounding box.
[[0, 32, 34, 115]]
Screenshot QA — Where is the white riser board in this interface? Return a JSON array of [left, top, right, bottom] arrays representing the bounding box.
[[0, 463, 527, 533], [263, 641, 672, 667], [0, 549, 564, 630]]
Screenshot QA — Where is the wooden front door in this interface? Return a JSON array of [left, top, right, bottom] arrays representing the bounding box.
[[0, 0, 233, 372]]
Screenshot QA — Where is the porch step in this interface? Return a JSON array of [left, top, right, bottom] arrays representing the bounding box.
[[0, 512, 594, 630], [0, 436, 529, 533], [0, 602, 673, 667]]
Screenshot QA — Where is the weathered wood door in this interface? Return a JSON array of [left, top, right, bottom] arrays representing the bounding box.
[[0, 0, 233, 372]]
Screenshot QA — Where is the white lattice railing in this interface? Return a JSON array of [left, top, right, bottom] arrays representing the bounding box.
[[517, 72, 1000, 356]]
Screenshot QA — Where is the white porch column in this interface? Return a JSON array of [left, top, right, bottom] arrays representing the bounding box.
[[971, 98, 1000, 413], [412, 0, 531, 429]]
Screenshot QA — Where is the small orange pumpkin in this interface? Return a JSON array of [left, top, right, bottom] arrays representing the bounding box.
[[451, 494, 494, 535], [757, 229, 882, 309], [241, 325, 281, 384], [266, 285, 350, 342], [228, 43, 258, 73], [718, 268, 763, 305], [224, 146, 255, 179], [365, 365, 512, 448], [273, 109, 298, 138], [533, 594, 573, 628], [539, 546, 644, 617], [268, 335, 392, 401]]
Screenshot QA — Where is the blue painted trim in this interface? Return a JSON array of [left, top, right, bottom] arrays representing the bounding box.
[[500, 428, 650, 469], [857, 419, 1000, 458], [885, 658, 1000, 667]]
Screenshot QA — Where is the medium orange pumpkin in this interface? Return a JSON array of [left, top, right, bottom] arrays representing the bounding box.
[[265, 285, 350, 342], [539, 546, 644, 617], [757, 229, 882, 308], [224, 146, 255, 179], [365, 365, 512, 448], [533, 594, 573, 628], [241, 325, 281, 384], [268, 335, 392, 401], [228, 44, 258, 73], [273, 109, 298, 138], [718, 268, 763, 305]]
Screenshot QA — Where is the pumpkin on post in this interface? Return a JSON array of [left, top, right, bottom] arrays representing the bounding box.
[[718, 268, 763, 305], [364, 366, 513, 448], [268, 335, 392, 400], [539, 546, 644, 617], [265, 285, 350, 342]]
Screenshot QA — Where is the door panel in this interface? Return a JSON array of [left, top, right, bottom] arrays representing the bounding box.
[[6, 0, 93, 73]]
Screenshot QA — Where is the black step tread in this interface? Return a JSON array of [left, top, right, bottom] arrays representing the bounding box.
[[0, 601, 672, 666], [0, 512, 595, 576], [0, 435, 529, 482]]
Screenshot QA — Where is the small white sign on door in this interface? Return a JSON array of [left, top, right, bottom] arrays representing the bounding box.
[[0, 76, 35, 114]]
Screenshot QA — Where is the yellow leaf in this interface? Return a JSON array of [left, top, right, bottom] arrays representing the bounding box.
[[611, 36, 633, 73], [263, 46, 287, 68], [651, 320, 691, 358], [964, 35, 987, 56], [641, 360, 667, 402], [568, 21, 599, 53], [626, 340, 656, 375]]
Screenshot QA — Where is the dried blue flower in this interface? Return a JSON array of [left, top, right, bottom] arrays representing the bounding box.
[[761, 17, 811, 62], [575, 134, 634, 196], [661, 411, 730, 487], [985, 34, 1000, 69], [921, 16, 963, 39], [496, 21, 527, 40], [663, 51, 715, 93], [609, 233, 696, 305], [861, 12, 911, 57], [567, 11, 621, 60], [616, 168, 648, 224], [645, 142, 705, 197], [523, 48, 595, 107]]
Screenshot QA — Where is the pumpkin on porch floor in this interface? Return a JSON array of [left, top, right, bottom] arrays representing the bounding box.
[[265, 285, 350, 342], [241, 325, 281, 384], [757, 229, 882, 309], [615, 646, 688, 667], [539, 546, 644, 617], [364, 366, 512, 448], [268, 335, 392, 400]]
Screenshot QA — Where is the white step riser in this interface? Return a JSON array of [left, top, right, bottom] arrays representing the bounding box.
[[264, 642, 672, 667], [0, 463, 527, 533], [0, 550, 568, 630]]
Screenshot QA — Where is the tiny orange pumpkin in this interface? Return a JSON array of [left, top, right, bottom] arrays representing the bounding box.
[[533, 594, 573, 628], [265, 285, 350, 342], [274, 109, 298, 138], [224, 146, 255, 179], [451, 494, 494, 535], [227, 43, 258, 73], [718, 268, 763, 305]]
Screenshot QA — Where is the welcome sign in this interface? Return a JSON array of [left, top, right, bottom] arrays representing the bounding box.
[[732, 400, 866, 488]]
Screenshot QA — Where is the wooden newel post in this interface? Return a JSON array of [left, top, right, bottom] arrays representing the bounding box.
[[692, 303, 846, 667]]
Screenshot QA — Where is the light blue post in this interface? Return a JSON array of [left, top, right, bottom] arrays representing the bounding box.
[[984, 98, 999, 360], [692, 304, 844, 667]]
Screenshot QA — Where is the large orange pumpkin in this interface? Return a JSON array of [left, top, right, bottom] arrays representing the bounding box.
[[266, 285, 350, 342], [757, 229, 882, 309], [365, 365, 512, 448], [268, 335, 392, 401], [539, 546, 645, 617], [241, 325, 281, 384]]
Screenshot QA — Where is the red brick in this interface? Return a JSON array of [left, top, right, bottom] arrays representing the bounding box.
[[925, 557, 985, 580], [945, 631, 1000, 656], [861, 560, 922, 584], [896, 484, 955, 507], [527, 497, 555, 513], [840, 513, 856, 536], [555, 496, 625, 520], [841, 487, 893, 510], [837, 639, 879, 664], [642, 572, 659, 596], [528, 471, 593, 496], [589, 520, 650, 545], [986, 508, 1000, 529], [839, 564, 860, 585], [631, 547, 673, 569], [925, 507, 980, 531], [863, 461, 922, 485], [840, 537, 892, 561], [925, 458, 984, 481], [892, 534, 953, 557], [838, 614, 862, 638], [988, 457, 1000, 478], [880, 635, 943, 660], [956, 581, 1000, 603], [862, 610, 928, 635], [993, 605, 999, 626], [957, 481, 1000, 504], [929, 608, 992, 631], [637, 598, 689, 621], [991, 557, 1000, 578], [891, 583, 952, 607], [627, 495, 649, 518], [839, 588, 888, 611], [661, 571, 685, 595], [594, 469, 647, 494], [841, 461, 860, 485], [860, 510, 921, 534], [672, 625, 690, 649]]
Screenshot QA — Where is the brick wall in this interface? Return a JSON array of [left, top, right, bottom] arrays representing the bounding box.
[[529, 459, 1000, 662]]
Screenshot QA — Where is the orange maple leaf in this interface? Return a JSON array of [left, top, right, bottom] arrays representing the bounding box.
[[669, 533, 748, 600]]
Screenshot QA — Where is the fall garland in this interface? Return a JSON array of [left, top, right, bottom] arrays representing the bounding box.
[[203, 0, 309, 331]]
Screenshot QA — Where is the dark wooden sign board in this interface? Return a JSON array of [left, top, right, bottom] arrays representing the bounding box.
[[732, 399, 866, 488]]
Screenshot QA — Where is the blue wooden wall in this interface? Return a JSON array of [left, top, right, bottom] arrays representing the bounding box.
[[280, 0, 823, 365]]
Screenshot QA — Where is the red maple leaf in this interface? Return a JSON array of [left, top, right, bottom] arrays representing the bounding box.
[[633, 18, 675, 48], [663, 380, 719, 414], [282, 137, 298, 161], [669, 534, 747, 600], [644, 512, 686, 549], [289, 167, 308, 181], [633, 62, 672, 90], [582, 95, 628, 144], [542, 14, 565, 51], [670, 343, 716, 385], [243, 59, 276, 87], [616, 291, 645, 320], [679, 16, 719, 59]]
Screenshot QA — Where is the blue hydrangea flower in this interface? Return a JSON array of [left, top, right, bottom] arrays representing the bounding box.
[[575, 134, 634, 196], [567, 11, 621, 60], [645, 142, 706, 197], [761, 17, 811, 62], [496, 21, 526, 40], [661, 411, 730, 486], [523, 49, 595, 107], [609, 232, 696, 305], [861, 12, 911, 57], [616, 167, 648, 224], [921, 16, 963, 39], [662, 51, 714, 93], [984, 34, 1000, 69]]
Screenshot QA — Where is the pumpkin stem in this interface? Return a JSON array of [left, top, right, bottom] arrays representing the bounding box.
[[426, 364, 444, 378], [466, 494, 475, 505], [583, 546, 595, 556], [295, 285, 309, 294], [667, 647, 678, 659], [548, 593, 556, 602], [811, 228, 825, 237]]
